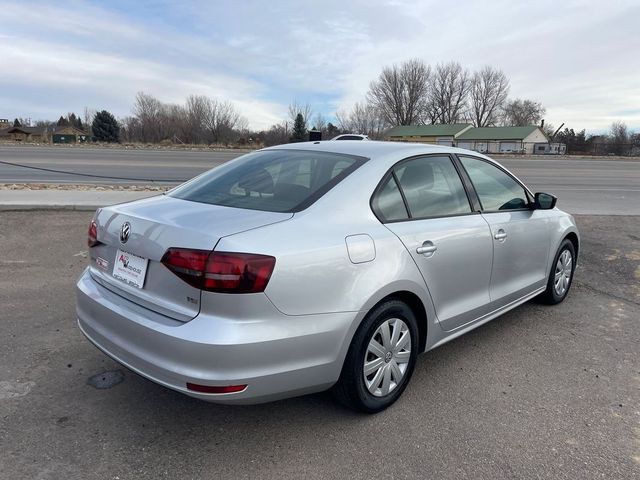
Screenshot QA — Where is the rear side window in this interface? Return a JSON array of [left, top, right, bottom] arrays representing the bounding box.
[[371, 176, 409, 222], [169, 150, 366, 212], [372, 155, 471, 222], [396, 156, 471, 219], [459, 156, 529, 211]]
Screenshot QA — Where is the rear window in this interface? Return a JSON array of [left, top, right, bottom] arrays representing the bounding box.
[[168, 150, 367, 212]]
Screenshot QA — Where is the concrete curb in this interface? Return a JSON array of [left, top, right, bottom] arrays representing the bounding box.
[[0, 190, 157, 212], [0, 204, 102, 211]]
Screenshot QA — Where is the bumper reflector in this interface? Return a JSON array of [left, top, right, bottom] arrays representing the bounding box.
[[186, 383, 247, 394]]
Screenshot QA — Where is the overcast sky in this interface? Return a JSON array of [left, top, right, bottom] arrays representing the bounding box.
[[1, 0, 639, 132]]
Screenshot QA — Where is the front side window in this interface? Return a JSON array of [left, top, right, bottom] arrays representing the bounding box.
[[459, 156, 529, 211], [169, 150, 366, 212]]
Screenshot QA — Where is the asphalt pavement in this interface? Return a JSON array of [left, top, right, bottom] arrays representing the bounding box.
[[1, 145, 639, 214], [0, 145, 240, 184], [0, 211, 638, 479]]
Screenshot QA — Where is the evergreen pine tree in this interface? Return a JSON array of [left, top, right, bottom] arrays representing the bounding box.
[[57, 115, 67, 127], [92, 110, 120, 142], [327, 122, 339, 137], [292, 113, 307, 142], [13, 118, 21, 127]]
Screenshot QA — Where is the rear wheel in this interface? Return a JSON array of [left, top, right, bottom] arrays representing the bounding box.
[[539, 239, 576, 304], [333, 300, 419, 413]]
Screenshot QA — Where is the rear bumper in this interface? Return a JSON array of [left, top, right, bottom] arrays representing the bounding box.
[[76, 268, 358, 404]]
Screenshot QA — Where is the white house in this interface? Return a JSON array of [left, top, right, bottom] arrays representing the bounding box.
[[456, 126, 549, 154]]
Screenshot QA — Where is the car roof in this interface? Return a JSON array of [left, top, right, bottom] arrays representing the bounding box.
[[263, 140, 485, 160]]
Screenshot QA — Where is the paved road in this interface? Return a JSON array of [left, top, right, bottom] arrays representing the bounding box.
[[0, 145, 241, 184], [1, 145, 639, 214], [0, 211, 638, 479]]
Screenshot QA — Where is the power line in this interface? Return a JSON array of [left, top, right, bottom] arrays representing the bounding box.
[[0, 159, 184, 183]]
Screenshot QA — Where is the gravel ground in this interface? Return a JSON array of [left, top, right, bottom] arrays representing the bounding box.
[[0, 211, 638, 479]]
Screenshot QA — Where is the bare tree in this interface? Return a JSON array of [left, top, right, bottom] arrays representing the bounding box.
[[311, 112, 327, 132], [203, 98, 247, 144], [288, 100, 313, 131], [367, 59, 430, 126], [118, 116, 141, 143], [501, 98, 545, 126], [132, 92, 164, 142], [33, 119, 55, 128], [128, 92, 247, 145], [610, 121, 629, 144], [183, 95, 209, 144], [159, 103, 186, 143], [263, 122, 290, 146], [469, 66, 509, 127], [336, 101, 388, 139], [609, 120, 630, 155], [83, 107, 97, 133], [428, 62, 471, 124], [541, 121, 556, 139]]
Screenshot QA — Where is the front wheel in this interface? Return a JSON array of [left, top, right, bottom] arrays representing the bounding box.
[[333, 300, 419, 413], [539, 239, 576, 305]]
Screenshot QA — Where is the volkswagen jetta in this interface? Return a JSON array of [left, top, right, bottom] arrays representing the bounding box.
[[76, 141, 579, 412]]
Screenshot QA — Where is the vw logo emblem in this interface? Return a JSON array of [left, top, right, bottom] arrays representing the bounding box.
[[120, 222, 131, 244]]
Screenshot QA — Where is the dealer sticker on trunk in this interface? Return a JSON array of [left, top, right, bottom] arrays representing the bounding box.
[[113, 249, 148, 289]]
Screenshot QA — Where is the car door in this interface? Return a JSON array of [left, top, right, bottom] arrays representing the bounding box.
[[372, 154, 493, 332], [457, 155, 551, 308]]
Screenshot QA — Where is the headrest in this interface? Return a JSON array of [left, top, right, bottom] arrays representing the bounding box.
[[400, 161, 434, 191], [238, 168, 274, 194], [273, 183, 310, 202]]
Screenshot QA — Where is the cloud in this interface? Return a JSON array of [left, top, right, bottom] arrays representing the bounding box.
[[1, 0, 639, 132], [0, 1, 286, 128]]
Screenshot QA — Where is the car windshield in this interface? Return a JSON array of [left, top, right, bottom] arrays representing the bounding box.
[[168, 149, 367, 213]]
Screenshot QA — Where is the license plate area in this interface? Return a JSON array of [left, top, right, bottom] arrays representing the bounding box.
[[113, 249, 148, 289]]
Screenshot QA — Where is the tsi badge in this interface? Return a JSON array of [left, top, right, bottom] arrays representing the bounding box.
[[120, 222, 131, 244]]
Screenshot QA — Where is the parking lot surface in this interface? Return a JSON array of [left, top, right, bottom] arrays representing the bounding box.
[[0, 211, 639, 479]]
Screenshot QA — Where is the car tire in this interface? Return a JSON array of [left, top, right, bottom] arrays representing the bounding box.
[[333, 299, 419, 413], [539, 239, 576, 305]]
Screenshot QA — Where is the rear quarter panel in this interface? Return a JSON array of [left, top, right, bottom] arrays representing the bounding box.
[[215, 203, 432, 317]]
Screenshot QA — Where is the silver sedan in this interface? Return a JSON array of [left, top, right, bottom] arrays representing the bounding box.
[[76, 141, 579, 412]]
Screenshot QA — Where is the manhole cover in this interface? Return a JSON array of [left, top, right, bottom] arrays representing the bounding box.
[[87, 370, 124, 389]]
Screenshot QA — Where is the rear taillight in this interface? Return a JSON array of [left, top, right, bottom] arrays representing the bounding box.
[[161, 248, 276, 293], [88, 220, 99, 247]]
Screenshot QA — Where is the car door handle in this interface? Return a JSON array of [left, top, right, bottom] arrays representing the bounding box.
[[494, 230, 507, 241], [416, 241, 437, 256]]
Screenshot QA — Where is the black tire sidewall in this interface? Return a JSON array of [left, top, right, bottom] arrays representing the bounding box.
[[547, 240, 576, 303], [344, 300, 419, 413]]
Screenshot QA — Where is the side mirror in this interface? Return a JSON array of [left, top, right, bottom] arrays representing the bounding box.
[[534, 192, 557, 210]]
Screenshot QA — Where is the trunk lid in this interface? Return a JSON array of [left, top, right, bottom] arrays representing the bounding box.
[[89, 194, 292, 321]]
